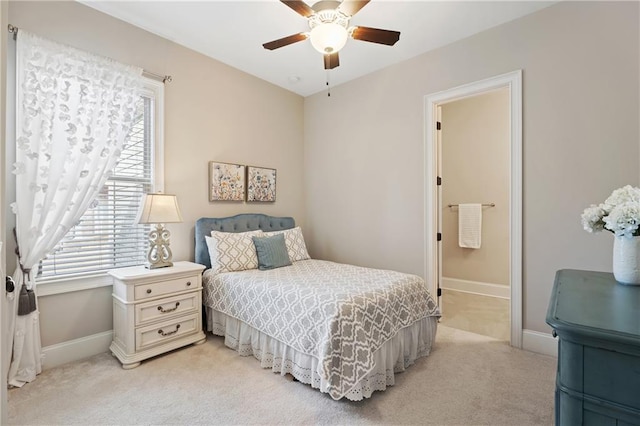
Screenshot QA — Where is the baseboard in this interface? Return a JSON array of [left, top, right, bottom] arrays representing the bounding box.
[[39, 328, 556, 369], [42, 330, 113, 370], [441, 277, 510, 299], [522, 329, 557, 357]]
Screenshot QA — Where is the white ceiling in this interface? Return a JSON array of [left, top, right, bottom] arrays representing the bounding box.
[[79, 1, 555, 97]]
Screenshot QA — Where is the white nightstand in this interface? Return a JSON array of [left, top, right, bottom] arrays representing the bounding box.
[[109, 261, 206, 369]]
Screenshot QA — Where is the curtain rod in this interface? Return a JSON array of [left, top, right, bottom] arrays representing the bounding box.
[[142, 71, 173, 84], [7, 24, 172, 84]]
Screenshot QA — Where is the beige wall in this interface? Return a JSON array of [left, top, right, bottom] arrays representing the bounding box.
[[304, 1, 639, 333], [38, 287, 113, 347], [441, 89, 510, 286], [7, 1, 305, 346]]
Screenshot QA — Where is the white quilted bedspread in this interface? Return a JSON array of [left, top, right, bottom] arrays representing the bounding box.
[[202, 259, 439, 400]]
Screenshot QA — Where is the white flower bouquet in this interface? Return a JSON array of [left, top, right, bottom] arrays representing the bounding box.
[[582, 185, 640, 237]]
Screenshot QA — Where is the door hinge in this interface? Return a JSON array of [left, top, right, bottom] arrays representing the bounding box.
[[437, 287, 442, 297], [437, 232, 442, 241], [436, 121, 441, 130], [437, 176, 442, 186]]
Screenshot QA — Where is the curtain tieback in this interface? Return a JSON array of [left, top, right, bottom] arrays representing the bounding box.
[[13, 227, 37, 316]]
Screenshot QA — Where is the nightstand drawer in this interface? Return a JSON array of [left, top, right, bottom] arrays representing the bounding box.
[[134, 275, 199, 301], [136, 313, 199, 351], [135, 291, 200, 326]]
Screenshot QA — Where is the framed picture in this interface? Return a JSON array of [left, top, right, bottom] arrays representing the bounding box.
[[247, 166, 276, 202], [209, 161, 246, 201]]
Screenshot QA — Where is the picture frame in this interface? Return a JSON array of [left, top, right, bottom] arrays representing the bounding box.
[[209, 161, 246, 202], [246, 166, 276, 202]]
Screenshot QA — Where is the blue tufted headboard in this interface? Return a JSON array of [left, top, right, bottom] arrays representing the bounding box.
[[195, 214, 295, 269]]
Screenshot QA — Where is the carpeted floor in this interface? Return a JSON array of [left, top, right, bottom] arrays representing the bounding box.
[[8, 325, 556, 425]]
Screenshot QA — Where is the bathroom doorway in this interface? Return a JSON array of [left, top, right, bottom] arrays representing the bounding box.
[[424, 71, 522, 347], [438, 89, 510, 341]]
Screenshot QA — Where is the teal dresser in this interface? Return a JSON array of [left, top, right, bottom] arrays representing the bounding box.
[[546, 269, 640, 425]]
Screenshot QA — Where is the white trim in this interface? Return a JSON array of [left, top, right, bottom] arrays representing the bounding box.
[[141, 77, 165, 192], [509, 71, 523, 349], [41, 330, 113, 370], [424, 70, 523, 348], [37, 274, 113, 297], [441, 277, 510, 299], [522, 329, 557, 357]]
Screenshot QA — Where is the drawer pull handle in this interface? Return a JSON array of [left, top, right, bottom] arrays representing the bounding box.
[[552, 329, 557, 338], [157, 302, 180, 313], [146, 289, 152, 294], [186, 281, 192, 287], [158, 324, 180, 337]]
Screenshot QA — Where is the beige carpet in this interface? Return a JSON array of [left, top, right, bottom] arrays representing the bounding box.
[[8, 325, 556, 425]]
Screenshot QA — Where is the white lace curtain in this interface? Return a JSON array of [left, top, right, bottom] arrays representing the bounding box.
[[7, 30, 143, 387]]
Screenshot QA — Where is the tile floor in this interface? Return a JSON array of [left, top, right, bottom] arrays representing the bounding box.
[[439, 289, 510, 341]]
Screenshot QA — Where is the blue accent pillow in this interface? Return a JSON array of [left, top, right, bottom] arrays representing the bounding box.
[[252, 234, 292, 270]]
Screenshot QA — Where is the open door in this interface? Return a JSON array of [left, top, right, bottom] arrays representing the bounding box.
[[436, 105, 443, 307]]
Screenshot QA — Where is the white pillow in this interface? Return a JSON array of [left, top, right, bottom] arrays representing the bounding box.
[[264, 226, 310, 262], [206, 230, 264, 273]]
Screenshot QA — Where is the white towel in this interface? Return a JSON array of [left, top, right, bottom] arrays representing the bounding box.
[[458, 203, 482, 249]]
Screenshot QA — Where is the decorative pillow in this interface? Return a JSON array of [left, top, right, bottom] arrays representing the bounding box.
[[252, 234, 292, 270], [205, 230, 264, 273], [263, 226, 310, 262]]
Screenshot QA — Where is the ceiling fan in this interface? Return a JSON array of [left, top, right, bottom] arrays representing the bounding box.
[[262, 0, 401, 70]]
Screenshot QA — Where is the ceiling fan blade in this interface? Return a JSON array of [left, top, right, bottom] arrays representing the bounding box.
[[324, 52, 340, 70], [351, 26, 400, 46], [338, 1, 370, 17], [281, 0, 315, 18], [263, 33, 308, 50]]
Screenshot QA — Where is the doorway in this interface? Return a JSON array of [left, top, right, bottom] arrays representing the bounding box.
[[424, 70, 522, 348], [438, 89, 510, 341]]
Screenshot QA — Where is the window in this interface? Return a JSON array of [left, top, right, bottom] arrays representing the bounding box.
[[37, 79, 164, 280]]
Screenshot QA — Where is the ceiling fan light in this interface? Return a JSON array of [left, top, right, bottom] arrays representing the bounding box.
[[310, 23, 348, 54]]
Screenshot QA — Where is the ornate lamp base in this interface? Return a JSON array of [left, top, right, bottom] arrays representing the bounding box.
[[145, 223, 173, 269]]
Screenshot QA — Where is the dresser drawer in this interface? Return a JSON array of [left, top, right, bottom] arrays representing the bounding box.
[[584, 346, 640, 411], [135, 313, 199, 351], [134, 275, 199, 301], [135, 291, 200, 326]]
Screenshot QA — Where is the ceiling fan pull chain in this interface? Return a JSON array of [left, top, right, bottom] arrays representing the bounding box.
[[326, 71, 331, 97]]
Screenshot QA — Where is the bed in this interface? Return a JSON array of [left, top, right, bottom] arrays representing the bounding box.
[[195, 214, 440, 401]]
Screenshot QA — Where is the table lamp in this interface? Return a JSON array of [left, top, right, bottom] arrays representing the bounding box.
[[135, 193, 183, 269]]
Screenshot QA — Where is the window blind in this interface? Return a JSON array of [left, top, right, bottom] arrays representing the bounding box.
[[37, 95, 154, 279]]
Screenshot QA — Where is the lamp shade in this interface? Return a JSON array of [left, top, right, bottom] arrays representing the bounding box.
[[135, 193, 183, 224], [310, 23, 348, 54]]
